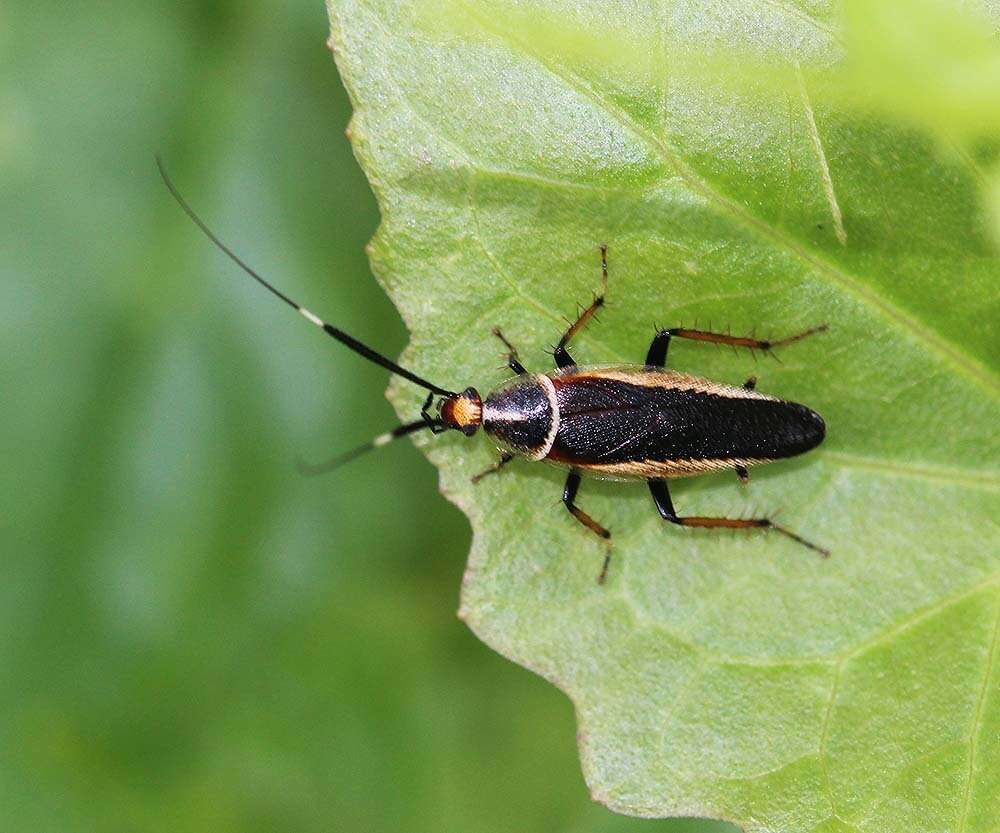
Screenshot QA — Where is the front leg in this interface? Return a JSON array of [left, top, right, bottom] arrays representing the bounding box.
[[648, 478, 828, 556], [554, 244, 608, 370], [420, 391, 446, 434]]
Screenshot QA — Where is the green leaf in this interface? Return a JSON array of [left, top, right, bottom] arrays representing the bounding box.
[[326, 1, 1000, 830]]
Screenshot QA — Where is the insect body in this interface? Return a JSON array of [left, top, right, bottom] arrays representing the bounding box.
[[439, 246, 828, 580], [478, 365, 825, 482], [159, 160, 828, 584]]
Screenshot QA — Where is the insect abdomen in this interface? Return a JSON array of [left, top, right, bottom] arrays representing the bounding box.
[[545, 368, 824, 478]]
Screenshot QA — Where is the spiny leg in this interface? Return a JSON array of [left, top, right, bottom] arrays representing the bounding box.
[[491, 326, 527, 376], [563, 470, 612, 583], [554, 244, 609, 370], [420, 391, 446, 434], [645, 324, 827, 368], [471, 452, 515, 484], [647, 478, 829, 557]]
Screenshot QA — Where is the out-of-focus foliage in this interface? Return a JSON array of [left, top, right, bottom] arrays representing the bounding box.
[[839, 0, 1000, 242], [327, 0, 1000, 830], [841, 0, 1000, 139], [0, 1, 728, 831]]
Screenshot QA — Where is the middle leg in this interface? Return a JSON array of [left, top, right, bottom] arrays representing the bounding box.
[[471, 452, 515, 483], [563, 470, 612, 583], [648, 478, 829, 556], [554, 244, 609, 370]]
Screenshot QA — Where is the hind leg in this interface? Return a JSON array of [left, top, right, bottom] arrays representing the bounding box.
[[648, 478, 828, 557]]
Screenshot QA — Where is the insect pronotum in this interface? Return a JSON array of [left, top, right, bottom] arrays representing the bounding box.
[[159, 158, 829, 583]]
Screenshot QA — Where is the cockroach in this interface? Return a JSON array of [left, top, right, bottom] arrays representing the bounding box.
[[159, 159, 828, 583]]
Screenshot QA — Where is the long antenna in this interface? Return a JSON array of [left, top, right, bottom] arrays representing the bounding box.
[[297, 418, 433, 476], [156, 156, 456, 398]]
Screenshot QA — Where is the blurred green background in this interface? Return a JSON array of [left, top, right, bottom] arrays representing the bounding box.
[[1, 1, 733, 830]]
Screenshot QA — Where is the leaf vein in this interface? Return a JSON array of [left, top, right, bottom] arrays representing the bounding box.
[[753, 0, 839, 40], [838, 573, 1000, 663], [363, 7, 643, 199], [819, 451, 1000, 491], [957, 590, 1000, 833], [818, 659, 843, 819], [795, 61, 846, 245]]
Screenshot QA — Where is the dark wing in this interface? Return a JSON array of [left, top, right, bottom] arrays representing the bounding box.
[[547, 374, 824, 466]]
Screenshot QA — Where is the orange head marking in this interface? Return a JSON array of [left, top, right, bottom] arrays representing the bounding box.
[[439, 387, 482, 436]]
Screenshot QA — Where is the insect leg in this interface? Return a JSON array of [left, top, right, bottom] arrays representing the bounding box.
[[735, 464, 750, 485], [645, 329, 672, 367], [554, 244, 608, 370], [419, 392, 447, 434], [648, 479, 829, 557], [491, 327, 527, 375], [563, 470, 612, 583], [471, 452, 516, 483], [743, 376, 757, 390], [647, 325, 827, 366]]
